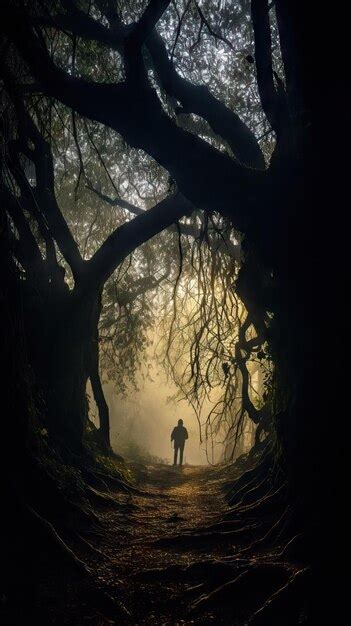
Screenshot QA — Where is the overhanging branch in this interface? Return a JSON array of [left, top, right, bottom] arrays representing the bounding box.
[[87, 183, 240, 260], [2, 4, 265, 231], [146, 30, 265, 169], [88, 191, 194, 284]]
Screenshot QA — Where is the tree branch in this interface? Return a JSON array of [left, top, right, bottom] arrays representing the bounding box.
[[29, 128, 85, 281], [146, 30, 265, 169], [2, 6, 264, 231], [1, 187, 44, 277], [88, 191, 193, 284], [86, 182, 144, 216], [29, 1, 264, 169], [86, 183, 240, 260], [251, 0, 282, 134], [1, 61, 85, 281], [132, 0, 172, 46], [194, 1, 237, 53], [43, 0, 171, 52], [39, 9, 124, 52]]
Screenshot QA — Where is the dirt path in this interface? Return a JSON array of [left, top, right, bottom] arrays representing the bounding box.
[[88, 464, 231, 625], [34, 458, 302, 626]]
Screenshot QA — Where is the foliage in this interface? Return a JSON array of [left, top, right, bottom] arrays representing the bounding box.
[[31, 424, 87, 497], [112, 436, 168, 466]]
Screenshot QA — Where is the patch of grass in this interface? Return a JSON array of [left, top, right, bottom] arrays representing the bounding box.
[[94, 453, 135, 484], [112, 438, 168, 466]]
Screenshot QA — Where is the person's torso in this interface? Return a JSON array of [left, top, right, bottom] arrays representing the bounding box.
[[173, 426, 187, 443]]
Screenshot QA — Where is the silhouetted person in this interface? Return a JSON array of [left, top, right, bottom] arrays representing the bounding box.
[[171, 419, 188, 466]]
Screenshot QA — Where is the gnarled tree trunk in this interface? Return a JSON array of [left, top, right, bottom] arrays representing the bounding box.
[[90, 326, 111, 454], [44, 287, 102, 454]]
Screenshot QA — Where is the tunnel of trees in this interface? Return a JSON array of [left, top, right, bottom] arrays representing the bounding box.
[[0, 1, 346, 624]]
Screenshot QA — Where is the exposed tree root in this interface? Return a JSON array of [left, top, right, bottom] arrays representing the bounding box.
[[227, 470, 270, 508], [82, 465, 138, 494], [190, 562, 292, 616], [73, 532, 113, 562], [238, 504, 294, 556], [225, 483, 287, 521], [134, 558, 247, 583], [225, 447, 274, 505], [186, 517, 258, 534], [84, 484, 130, 509], [279, 529, 318, 562], [82, 466, 116, 492], [152, 521, 264, 549], [83, 588, 131, 620], [235, 474, 272, 508], [65, 496, 102, 526], [28, 505, 92, 575], [30, 454, 105, 527], [248, 567, 310, 625]]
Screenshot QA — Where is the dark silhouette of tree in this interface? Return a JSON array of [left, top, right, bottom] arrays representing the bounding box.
[[0, 1, 346, 622], [1, 88, 193, 452]]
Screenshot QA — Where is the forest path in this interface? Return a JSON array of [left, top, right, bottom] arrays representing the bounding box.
[[88, 463, 235, 625]]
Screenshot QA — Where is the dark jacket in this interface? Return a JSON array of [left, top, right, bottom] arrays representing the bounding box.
[[171, 425, 189, 446]]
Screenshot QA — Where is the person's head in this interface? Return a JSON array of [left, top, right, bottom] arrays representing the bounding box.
[[178, 419, 183, 426]]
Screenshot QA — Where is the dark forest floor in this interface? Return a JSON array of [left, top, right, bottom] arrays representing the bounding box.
[[29, 463, 243, 626], [110, 464, 236, 624], [86, 463, 233, 625]]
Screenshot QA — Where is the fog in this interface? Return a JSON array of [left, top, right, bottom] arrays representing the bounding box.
[[88, 279, 262, 466], [88, 326, 261, 465], [104, 362, 223, 465], [89, 360, 225, 465]]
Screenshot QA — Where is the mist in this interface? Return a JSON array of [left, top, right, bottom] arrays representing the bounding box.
[[100, 364, 223, 466], [88, 325, 227, 465]]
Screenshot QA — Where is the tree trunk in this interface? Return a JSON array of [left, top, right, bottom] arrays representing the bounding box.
[[274, 0, 344, 519], [33, 284, 104, 455], [90, 329, 111, 453]]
